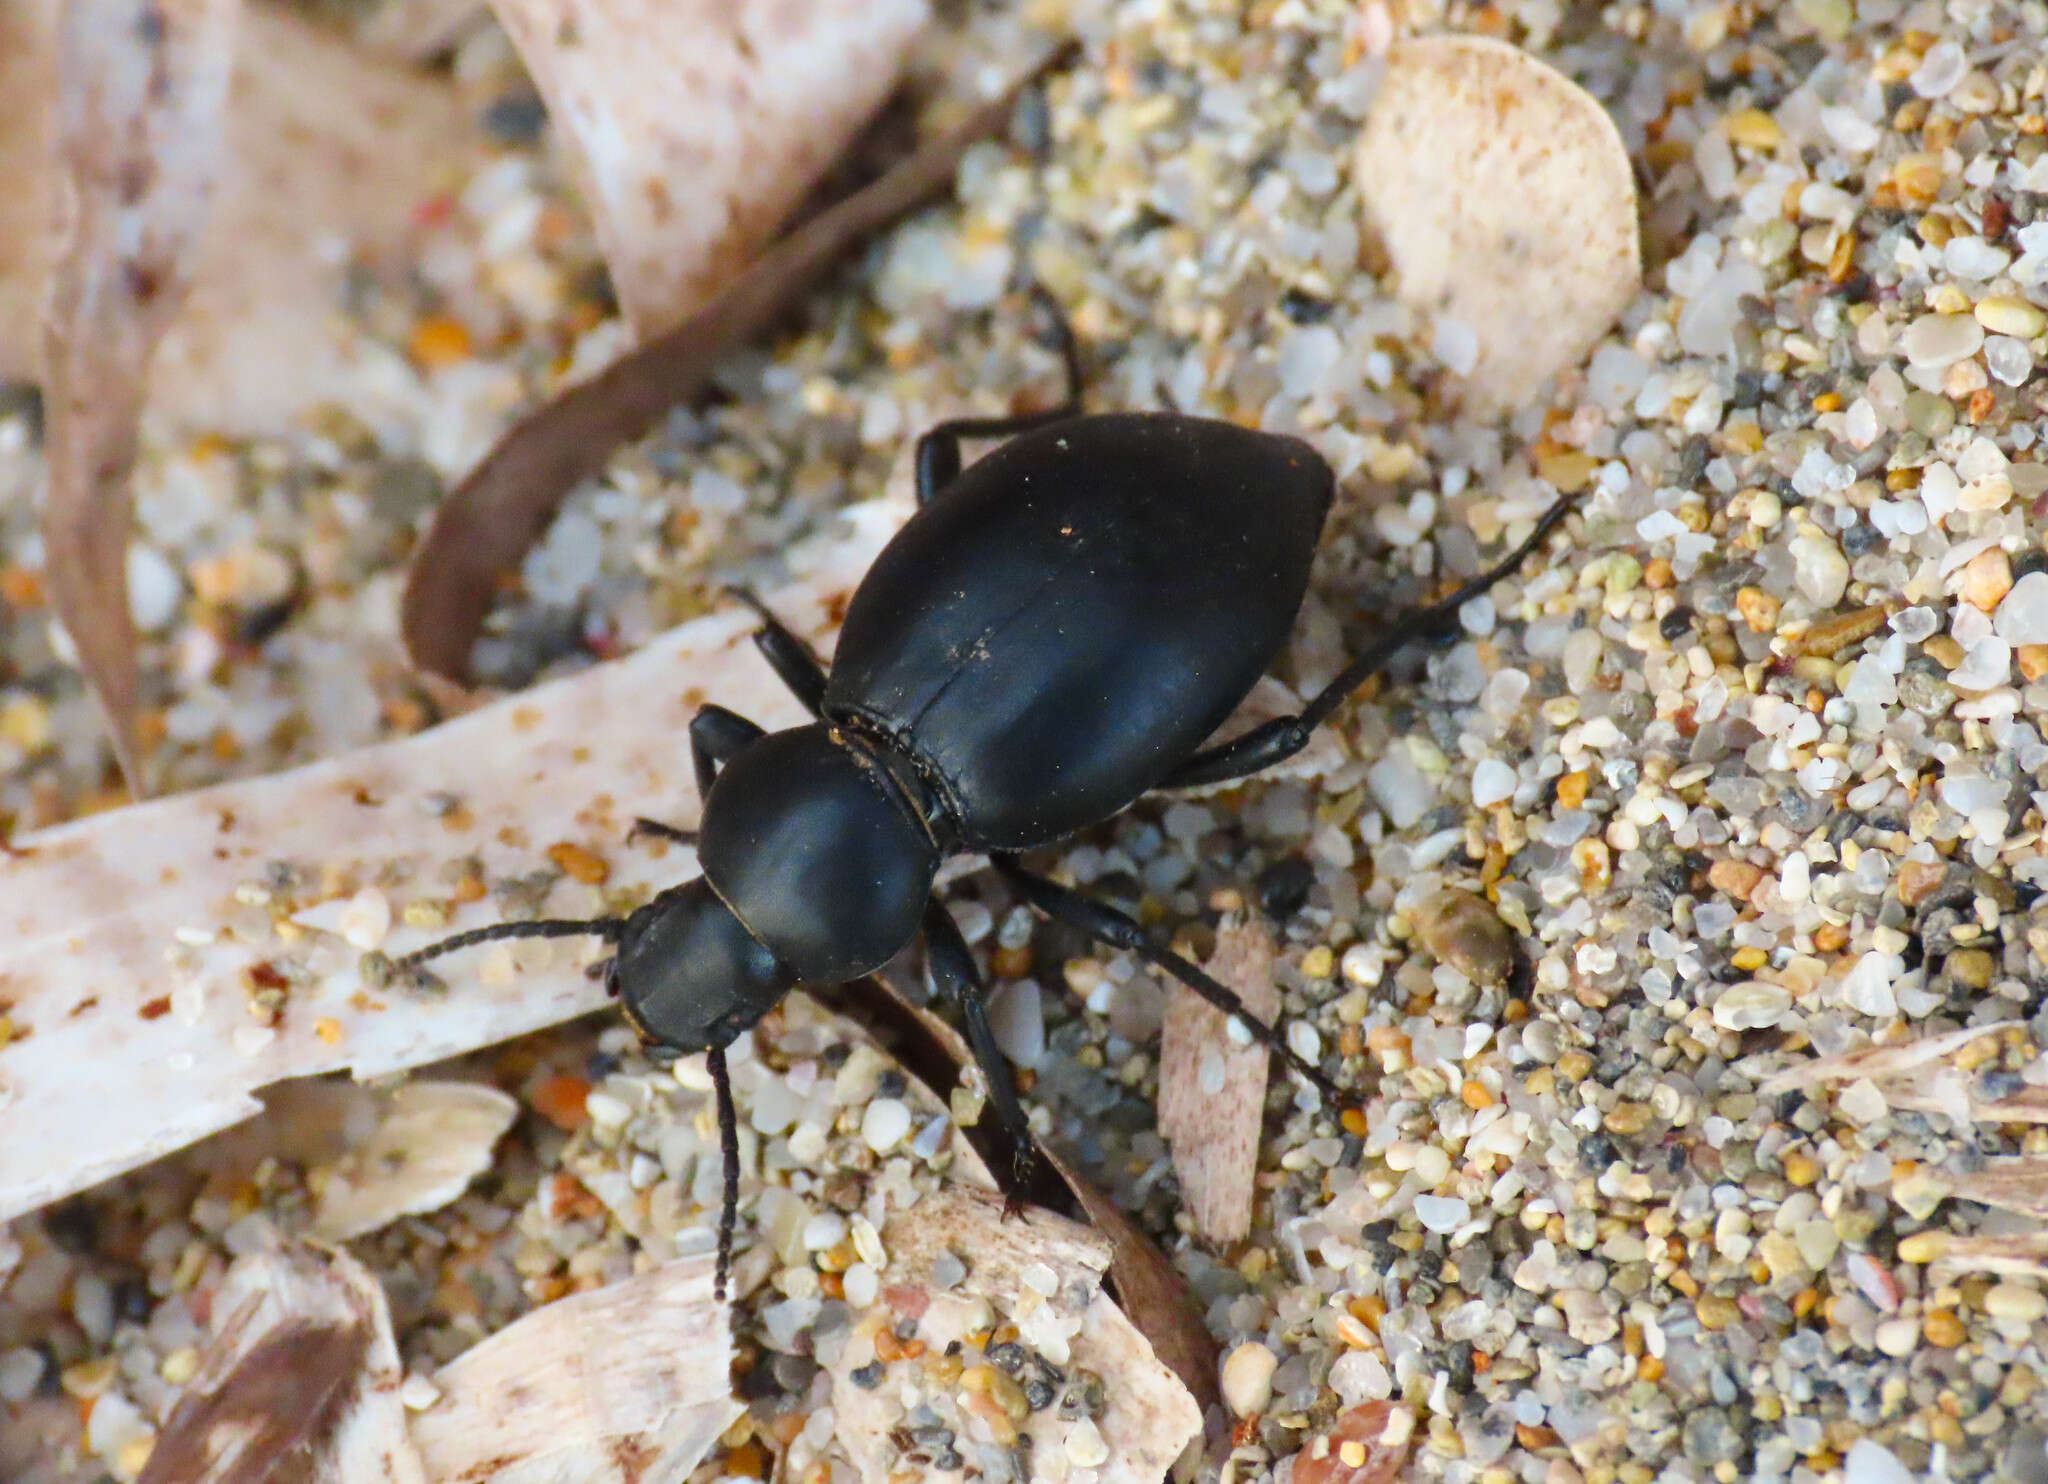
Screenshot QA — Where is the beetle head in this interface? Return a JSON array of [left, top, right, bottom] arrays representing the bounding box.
[[612, 879, 796, 1052]]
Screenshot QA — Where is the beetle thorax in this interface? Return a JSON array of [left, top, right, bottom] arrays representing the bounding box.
[[696, 723, 940, 983]]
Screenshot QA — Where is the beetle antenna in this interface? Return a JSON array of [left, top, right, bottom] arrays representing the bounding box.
[[395, 917, 627, 973], [708, 1043, 741, 1302]]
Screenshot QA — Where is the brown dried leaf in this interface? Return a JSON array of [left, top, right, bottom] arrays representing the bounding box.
[[1354, 34, 1641, 412], [141, 1239, 424, 1484], [410, 1255, 740, 1484], [0, 1, 58, 384], [490, 0, 927, 336], [42, 0, 242, 795], [1157, 918, 1278, 1245], [0, 496, 892, 1225], [400, 44, 1074, 686]]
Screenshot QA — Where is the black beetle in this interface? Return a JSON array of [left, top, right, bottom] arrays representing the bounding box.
[[401, 304, 1576, 1296]]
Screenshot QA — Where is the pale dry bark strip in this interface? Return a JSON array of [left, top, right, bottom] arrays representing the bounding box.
[[42, 0, 242, 794], [0, 493, 904, 1224], [1157, 917, 1279, 1246], [410, 1255, 741, 1484], [487, 0, 929, 337]]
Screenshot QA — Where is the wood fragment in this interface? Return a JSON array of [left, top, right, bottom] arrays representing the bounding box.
[[488, 0, 928, 337], [42, 0, 242, 794], [1922, 1230, 2048, 1283], [863, 967, 1222, 1414], [827, 1186, 1200, 1484], [312, 1080, 519, 1240], [360, 0, 488, 59], [140, 1239, 425, 1484], [0, 496, 898, 1225], [1762, 1022, 2047, 1124], [1157, 918, 1277, 1245], [399, 43, 1075, 686], [1353, 34, 1641, 412], [1926, 1156, 2048, 1221], [410, 1255, 740, 1484]]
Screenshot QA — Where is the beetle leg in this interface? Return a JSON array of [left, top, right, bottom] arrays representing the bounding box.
[[921, 899, 1041, 1205], [993, 856, 1345, 1104], [725, 587, 829, 714], [626, 817, 697, 848], [689, 703, 767, 802], [707, 1042, 742, 1302], [1163, 489, 1580, 789], [913, 287, 1084, 505]]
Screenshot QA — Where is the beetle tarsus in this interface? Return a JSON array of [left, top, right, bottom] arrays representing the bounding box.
[[725, 587, 829, 713], [626, 817, 697, 848], [912, 289, 1086, 505], [922, 902, 1044, 1198]]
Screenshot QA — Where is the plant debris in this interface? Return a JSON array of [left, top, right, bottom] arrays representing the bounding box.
[[399, 42, 1073, 687], [310, 1080, 519, 1240], [1353, 33, 1641, 412]]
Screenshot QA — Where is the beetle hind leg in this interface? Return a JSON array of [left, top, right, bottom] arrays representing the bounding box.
[[994, 856, 1344, 1104], [921, 900, 1043, 1202], [913, 286, 1085, 504], [1163, 489, 1580, 790]]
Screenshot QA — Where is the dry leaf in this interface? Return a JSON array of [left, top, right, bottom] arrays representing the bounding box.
[[141, 1239, 425, 1484], [312, 1080, 520, 1239], [0, 493, 899, 1226], [1354, 34, 1641, 412], [410, 1255, 740, 1484], [490, 0, 927, 336], [399, 44, 1072, 686], [1157, 918, 1277, 1245], [3, 4, 488, 429], [42, 0, 242, 795], [823, 1186, 1200, 1484]]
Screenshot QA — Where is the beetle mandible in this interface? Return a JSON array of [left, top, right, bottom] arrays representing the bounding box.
[[400, 300, 1577, 1297]]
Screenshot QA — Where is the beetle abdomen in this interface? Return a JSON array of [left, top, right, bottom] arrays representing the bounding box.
[[825, 414, 1332, 848]]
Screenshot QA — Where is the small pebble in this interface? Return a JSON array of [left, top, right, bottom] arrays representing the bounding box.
[[1414, 1195, 1469, 1233], [1221, 1340, 1278, 1417], [860, 1098, 911, 1153]]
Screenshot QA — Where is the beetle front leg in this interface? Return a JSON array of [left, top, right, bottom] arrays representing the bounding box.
[[690, 703, 766, 802], [993, 856, 1343, 1103], [914, 287, 1084, 504], [725, 587, 828, 714], [921, 900, 1040, 1205], [1164, 489, 1581, 789]]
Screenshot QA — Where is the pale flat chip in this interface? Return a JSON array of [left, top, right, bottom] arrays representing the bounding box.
[[488, 0, 929, 337], [1157, 918, 1278, 1245], [410, 1255, 740, 1484], [312, 1080, 520, 1240], [1354, 33, 1641, 412], [0, 492, 901, 1226]]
